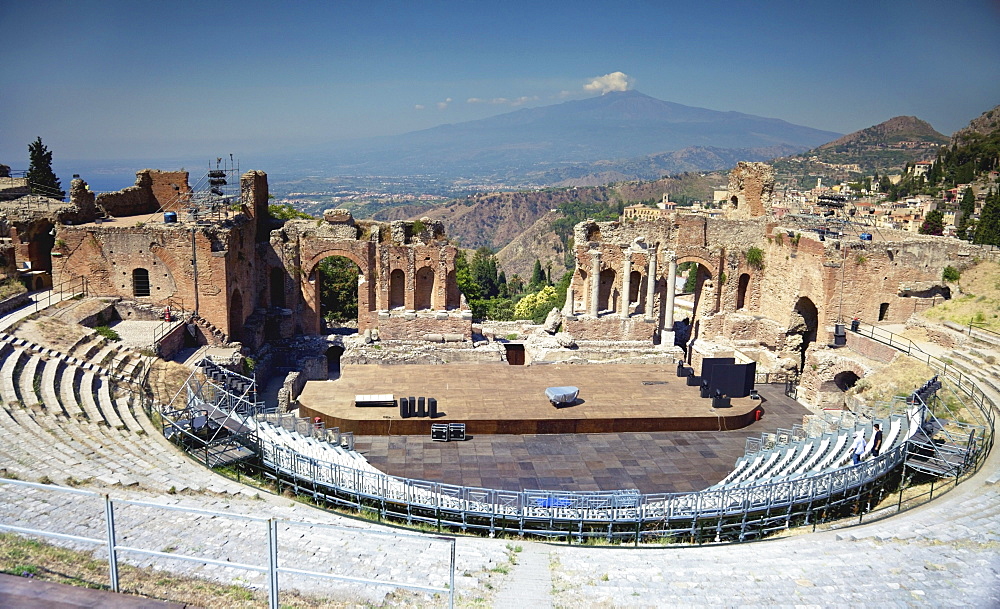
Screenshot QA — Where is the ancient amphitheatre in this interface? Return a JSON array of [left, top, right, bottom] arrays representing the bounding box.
[[0, 162, 997, 607]]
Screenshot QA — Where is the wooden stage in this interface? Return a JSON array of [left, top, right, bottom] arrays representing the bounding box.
[[298, 363, 764, 436]]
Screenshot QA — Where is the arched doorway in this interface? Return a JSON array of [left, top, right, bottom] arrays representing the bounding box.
[[325, 345, 345, 379], [414, 266, 435, 310], [736, 273, 750, 310], [834, 370, 860, 391], [229, 288, 243, 343], [317, 255, 360, 334], [598, 268, 616, 313], [389, 269, 405, 309], [789, 297, 819, 373], [629, 270, 642, 306]]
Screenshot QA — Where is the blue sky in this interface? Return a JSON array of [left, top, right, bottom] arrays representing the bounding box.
[[2, 0, 999, 166]]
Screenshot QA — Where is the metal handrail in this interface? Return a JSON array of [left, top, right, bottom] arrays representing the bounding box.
[[0, 478, 456, 609], [31, 275, 88, 312]]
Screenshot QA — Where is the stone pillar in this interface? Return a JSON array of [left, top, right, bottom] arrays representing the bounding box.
[[589, 250, 600, 317], [620, 252, 632, 317], [644, 245, 657, 320], [562, 285, 575, 315], [665, 255, 677, 329]]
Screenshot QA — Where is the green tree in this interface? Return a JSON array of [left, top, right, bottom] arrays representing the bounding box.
[[530, 259, 545, 287], [26, 137, 64, 199], [454, 250, 481, 302], [919, 209, 945, 236], [469, 247, 500, 298], [956, 187, 976, 239], [318, 256, 359, 323], [974, 190, 1000, 246], [268, 203, 313, 220]]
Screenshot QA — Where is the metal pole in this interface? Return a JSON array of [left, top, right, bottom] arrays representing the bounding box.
[[268, 518, 279, 609], [448, 538, 456, 609], [104, 495, 120, 592]]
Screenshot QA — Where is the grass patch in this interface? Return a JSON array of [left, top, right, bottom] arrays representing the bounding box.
[[920, 260, 1000, 333], [94, 325, 120, 341], [0, 531, 368, 607]]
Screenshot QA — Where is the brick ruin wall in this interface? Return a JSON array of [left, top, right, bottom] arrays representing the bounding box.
[[95, 170, 192, 218]]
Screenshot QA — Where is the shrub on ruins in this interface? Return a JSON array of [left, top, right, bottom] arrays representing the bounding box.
[[942, 266, 961, 283], [26, 137, 64, 200], [744, 247, 765, 270]]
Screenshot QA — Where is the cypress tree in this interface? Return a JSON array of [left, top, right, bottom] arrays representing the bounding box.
[[26, 137, 65, 199], [974, 191, 1000, 246]]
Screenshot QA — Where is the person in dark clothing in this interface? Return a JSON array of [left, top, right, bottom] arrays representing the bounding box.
[[871, 423, 883, 457]]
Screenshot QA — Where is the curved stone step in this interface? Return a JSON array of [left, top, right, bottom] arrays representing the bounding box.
[[0, 346, 24, 405], [17, 353, 41, 407]]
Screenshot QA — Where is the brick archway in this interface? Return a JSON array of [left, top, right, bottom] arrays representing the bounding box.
[[302, 246, 374, 335]]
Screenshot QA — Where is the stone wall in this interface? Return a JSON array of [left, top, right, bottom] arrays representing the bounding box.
[[845, 332, 899, 364], [96, 170, 191, 218]]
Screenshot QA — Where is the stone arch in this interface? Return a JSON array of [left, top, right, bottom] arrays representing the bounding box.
[[878, 302, 890, 321], [629, 269, 642, 305], [414, 265, 435, 310], [302, 245, 373, 335], [389, 269, 405, 309], [736, 273, 750, 310], [598, 268, 617, 312], [730, 195, 739, 209], [229, 288, 243, 342], [132, 268, 150, 297], [789, 296, 819, 373], [833, 370, 861, 391]]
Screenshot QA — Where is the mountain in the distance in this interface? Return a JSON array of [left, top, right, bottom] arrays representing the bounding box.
[[308, 90, 840, 183], [774, 116, 947, 174], [817, 115, 947, 151]]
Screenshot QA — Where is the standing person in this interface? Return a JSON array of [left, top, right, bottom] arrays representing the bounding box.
[[851, 429, 866, 465], [871, 423, 883, 457]]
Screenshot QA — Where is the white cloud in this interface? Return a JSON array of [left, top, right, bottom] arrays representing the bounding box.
[[467, 95, 539, 107], [436, 97, 453, 110], [414, 104, 425, 110], [583, 71, 633, 95]]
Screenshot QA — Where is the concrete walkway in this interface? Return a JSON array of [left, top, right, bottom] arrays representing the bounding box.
[[493, 543, 553, 609]]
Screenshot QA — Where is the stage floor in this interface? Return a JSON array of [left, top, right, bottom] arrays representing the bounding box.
[[298, 363, 761, 436], [351, 384, 810, 494]]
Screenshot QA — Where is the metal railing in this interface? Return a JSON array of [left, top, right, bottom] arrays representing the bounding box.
[[211, 321, 995, 544], [30, 275, 88, 312], [0, 478, 456, 609]]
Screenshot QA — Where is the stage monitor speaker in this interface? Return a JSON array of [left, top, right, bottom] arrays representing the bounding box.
[[417, 397, 426, 417], [428, 397, 438, 418], [399, 397, 411, 418], [706, 362, 757, 398], [700, 357, 736, 383]]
